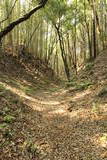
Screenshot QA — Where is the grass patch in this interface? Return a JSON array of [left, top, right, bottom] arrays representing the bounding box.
[[66, 80, 93, 91]]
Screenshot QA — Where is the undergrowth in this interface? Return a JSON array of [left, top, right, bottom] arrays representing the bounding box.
[[66, 80, 93, 91]]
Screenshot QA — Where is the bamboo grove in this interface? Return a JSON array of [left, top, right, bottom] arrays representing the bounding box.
[[0, 0, 107, 80]]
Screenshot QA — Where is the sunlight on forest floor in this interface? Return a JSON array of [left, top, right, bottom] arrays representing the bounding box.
[[0, 77, 107, 159], [71, 89, 92, 101]]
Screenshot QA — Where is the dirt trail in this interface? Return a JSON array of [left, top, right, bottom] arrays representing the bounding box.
[[17, 85, 107, 160]]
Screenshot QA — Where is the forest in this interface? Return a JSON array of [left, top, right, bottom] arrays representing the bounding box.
[[0, 0, 107, 159]]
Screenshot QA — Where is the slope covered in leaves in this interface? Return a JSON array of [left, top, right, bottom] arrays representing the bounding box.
[[79, 50, 107, 82], [0, 51, 55, 83], [0, 51, 59, 160], [78, 49, 107, 98]]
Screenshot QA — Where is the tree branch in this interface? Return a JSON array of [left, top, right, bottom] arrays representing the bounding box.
[[0, 0, 48, 41]]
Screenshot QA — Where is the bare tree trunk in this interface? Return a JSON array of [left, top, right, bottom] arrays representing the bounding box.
[[93, 18, 97, 59], [55, 25, 70, 81]]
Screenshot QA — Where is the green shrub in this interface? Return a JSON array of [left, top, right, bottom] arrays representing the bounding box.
[[75, 81, 93, 91], [23, 140, 39, 155], [27, 142, 38, 154], [4, 115, 15, 123]]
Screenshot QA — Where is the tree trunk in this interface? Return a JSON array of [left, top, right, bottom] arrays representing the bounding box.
[[55, 25, 70, 81], [93, 18, 97, 59]]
